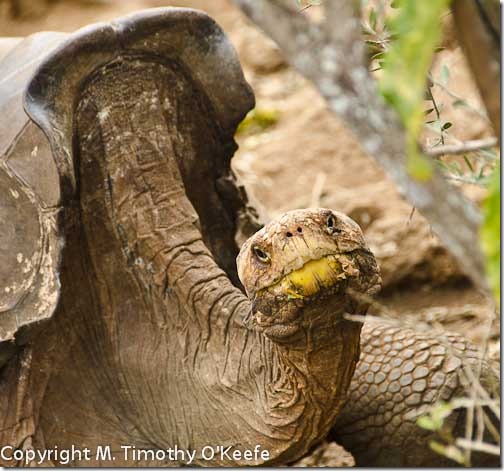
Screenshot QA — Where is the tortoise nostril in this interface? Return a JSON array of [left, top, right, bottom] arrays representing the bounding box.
[[286, 232, 293, 237], [297, 227, 302, 233]]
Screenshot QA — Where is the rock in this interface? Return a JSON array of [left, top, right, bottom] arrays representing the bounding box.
[[291, 441, 355, 467], [237, 22, 287, 74]]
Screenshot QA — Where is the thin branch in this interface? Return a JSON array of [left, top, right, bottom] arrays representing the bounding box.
[[426, 86, 445, 145], [425, 137, 498, 157], [450, 398, 501, 410], [298, 4, 313, 13], [455, 438, 501, 456], [445, 175, 487, 185], [482, 410, 502, 443]]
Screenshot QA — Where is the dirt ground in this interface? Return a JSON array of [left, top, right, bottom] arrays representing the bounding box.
[[0, 0, 499, 465]]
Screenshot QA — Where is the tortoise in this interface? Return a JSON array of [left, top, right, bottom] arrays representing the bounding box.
[[0, 7, 499, 467]]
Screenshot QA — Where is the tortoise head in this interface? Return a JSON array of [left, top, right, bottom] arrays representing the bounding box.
[[237, 208, 381, 342]]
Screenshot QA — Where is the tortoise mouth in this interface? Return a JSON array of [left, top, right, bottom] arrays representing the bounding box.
[[252, 253, 361, 341], [257, 253, 359, 300]]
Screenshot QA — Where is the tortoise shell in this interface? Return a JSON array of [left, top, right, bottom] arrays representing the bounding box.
[[0, 8, 255, 367]]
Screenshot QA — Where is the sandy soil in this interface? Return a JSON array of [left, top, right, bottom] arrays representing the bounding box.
[[0, 0, 499, 466]]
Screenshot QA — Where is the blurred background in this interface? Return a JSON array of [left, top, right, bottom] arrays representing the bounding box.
[[0, 0, 499, 356]]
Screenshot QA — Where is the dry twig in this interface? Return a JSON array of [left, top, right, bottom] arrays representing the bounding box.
[[455, 438, 501, 456], [424, 138, 498, 157]]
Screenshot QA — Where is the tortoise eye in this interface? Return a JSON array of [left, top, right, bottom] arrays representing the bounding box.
[[252, 246, 271, 263], [326, 214, 340, 235]]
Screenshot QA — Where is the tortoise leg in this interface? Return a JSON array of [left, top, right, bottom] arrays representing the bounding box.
[[331, 319, 500, 466]]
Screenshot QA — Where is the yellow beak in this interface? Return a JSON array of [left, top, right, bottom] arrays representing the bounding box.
[[260, 254, 359, 299]]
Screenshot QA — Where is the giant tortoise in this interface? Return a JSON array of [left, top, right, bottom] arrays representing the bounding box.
[[0, 7, 499, 467]]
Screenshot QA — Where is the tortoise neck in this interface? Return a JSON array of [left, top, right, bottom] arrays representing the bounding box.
[[76, 57, 245, 322], [236, 307, 362, 464]]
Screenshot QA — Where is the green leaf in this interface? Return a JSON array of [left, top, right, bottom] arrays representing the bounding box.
[[479, 148, 499, 161], [463, 155, 474, 173], [371, 51, 386, 60], [369, 8, 377, 29], [430, 401, 454, 423], [379, 0, 450, 182], [417, 416, 437, 431], [435, 159, 449, 171], [448, 162, 462, 176], [452, 98, 467, 107], [481, 163, 500, 302], [236, 108, 280, 135], [439, 64, 450, 86], [417, 401, 455, 431], [296, 0, 322, 6]]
